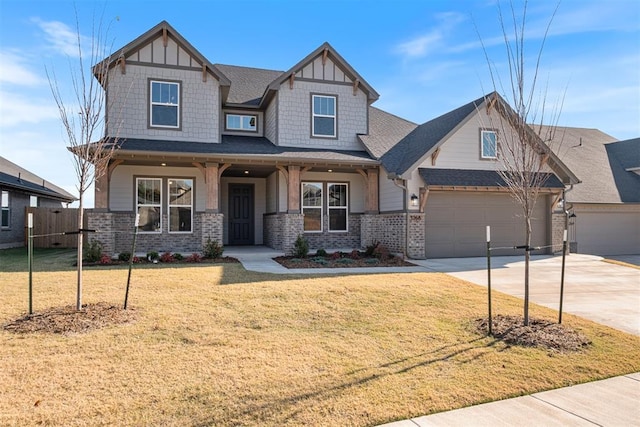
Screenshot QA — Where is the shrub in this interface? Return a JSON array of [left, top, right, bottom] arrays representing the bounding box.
[[293, 235, 309, 258], [349, 249, 361, 260], [365, 241, 380, 257], [118, 252, 131, 262], [186, 253, 202, 263], [365, 258, 380, 265], [315, 248, 327, 257], [84, 239, 103, 263], [172, 253, 184, 261], [203, 238, 224, 259], [160, 252, 174, 263], [146, 251, 159, 262], [329, 251, 342, 260], [99, 254, 112, 265], [311, 257, 328, 265], [337, 257, 354, 264], [373, 244, 390, 261], [132, 256, 141, 263]]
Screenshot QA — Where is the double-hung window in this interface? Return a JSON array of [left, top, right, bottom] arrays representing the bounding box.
[[328, 183, 348, 232], [226, 114, 257, 132], [137, 178, 162, 232], [1, 191, 9, 228], [302, 182, 323, 232], [168, 179, 193, 233], [312, 95, 336, 137], [481, 129, 497, 159], [150, 80, 180, 128], [30, 195, 38, 207]]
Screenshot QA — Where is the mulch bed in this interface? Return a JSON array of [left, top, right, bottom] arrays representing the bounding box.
[[476, 314, 591, 352], [274, 253, 416, 269], [3, 302, 138, 335]]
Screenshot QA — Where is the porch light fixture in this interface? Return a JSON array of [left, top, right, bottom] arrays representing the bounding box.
[[410, 193, 419, 207], [328, 169, 333, 172], [161, 163, 167, 166], [244, 170, 249, 174]]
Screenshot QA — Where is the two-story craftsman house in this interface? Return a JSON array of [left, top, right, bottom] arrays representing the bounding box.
[[88, 21, 578, 258]]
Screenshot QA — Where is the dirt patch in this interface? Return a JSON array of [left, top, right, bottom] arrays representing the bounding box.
[[3, 302, 138, 335], [476, 314, 591, 352], [274, 253, 416, 269]]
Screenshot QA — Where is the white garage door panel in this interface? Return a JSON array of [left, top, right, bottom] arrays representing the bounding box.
[[425, 192, 548, 258], [576, 210, 640, 255]]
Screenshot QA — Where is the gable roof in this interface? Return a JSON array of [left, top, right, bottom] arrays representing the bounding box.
[[214, 64, 284, 107], [358, 106, 418, 159], [380, 93, 488, 177], [266, 42, 379, 103], [95, 20, 231, 91], [606, 138, 640, 202], [0, 156, 76, 202]]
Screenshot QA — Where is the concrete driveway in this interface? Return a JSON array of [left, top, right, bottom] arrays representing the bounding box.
[[416, 254, 640, 336]]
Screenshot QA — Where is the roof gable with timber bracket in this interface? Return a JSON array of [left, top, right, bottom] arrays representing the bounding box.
[[93, 21, 231, 96], [265, 42, 380, 104]]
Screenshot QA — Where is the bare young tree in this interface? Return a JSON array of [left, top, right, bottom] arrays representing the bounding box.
[[46, 10, 121, 311], [479, 0, 564, 326]]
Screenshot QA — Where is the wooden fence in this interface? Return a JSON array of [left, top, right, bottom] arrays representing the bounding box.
[[24, 207, 82, 248]]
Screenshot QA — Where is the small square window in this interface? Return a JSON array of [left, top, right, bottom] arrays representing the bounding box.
[[481, 130, 497, 159]]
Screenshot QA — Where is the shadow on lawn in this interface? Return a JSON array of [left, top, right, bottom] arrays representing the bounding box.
[[192, 336, 501, 426]]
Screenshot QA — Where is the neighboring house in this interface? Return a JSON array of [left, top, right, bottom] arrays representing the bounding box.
[[0, 156, 76, 249], [87, 21, 578, 258], [547, 127, 639, 255]]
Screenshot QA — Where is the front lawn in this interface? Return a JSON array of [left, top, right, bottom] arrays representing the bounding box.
[[1, 249, 639, 426]]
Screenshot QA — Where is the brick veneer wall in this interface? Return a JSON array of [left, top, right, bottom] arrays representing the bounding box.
[[361, 213, 407, 255], [263, 213, 304, 254], [551, 212, 566, 254], [303, 214, 362, 250], [407, 213, 426, 259], [86, 210, 223, 255]]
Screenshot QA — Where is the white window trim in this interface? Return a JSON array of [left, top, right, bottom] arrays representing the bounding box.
[[136, 177, 162, 234], [302, 182, 323, 233], [481, 129, 498, 159], [225, 113, 258, 132], [312, 95, 336, 138], [1, 190, 9, 228], [168, 178, 193, 234], [150, 80, 180, 129], [328, 182, 348, 232]]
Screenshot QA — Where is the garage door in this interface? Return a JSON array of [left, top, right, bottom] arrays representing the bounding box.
[[574, 208, 640, 255], [425, 192, 549, 258]]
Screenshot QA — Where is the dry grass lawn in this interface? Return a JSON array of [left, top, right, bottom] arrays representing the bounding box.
[[1, 249, 639, 426]]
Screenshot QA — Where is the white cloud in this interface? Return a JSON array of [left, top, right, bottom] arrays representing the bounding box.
[[31, 17, 83, 57], [0, 51, 44, 86], [395, 12, 467, 59], [0, 89, 59, 127]]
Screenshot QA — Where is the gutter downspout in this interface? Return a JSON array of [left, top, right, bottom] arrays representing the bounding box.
[[392, 178, 409, 259]]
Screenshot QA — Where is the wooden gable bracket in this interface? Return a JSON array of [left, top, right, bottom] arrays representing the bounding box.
[[276, 165, 289, 180], [353, 79, 360, 96], [431, 147, 441, 166], [356, 168, 367, 180], [202, 64, 208, 83], [300, 166, 311, 175], [218, 163, 232, 179], [117, 55, 126, 75], [322, 48, 328, 66], [487, 94, 497, 112], [192, 162, 206, 182], [419, 187, 429, 213], [107, 159, 124, 180], [162, 27, 168, 47], [289, 72, 295, 89], [551, 192, 563, 211], [539, 152, 550, 167]]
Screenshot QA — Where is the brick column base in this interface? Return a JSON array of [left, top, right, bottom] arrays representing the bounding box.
[[407, 213, 426, 259]]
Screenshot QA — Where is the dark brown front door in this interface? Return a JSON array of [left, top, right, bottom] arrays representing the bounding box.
[[228, 184, 254, 245]]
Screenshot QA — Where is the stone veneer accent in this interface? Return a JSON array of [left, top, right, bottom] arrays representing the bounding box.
[[86, 210, 223, 255], [303, 214, 362, 250], [263, 213, 304, 254]]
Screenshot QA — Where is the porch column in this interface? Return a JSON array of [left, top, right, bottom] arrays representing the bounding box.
[[94, 174, 108, 210], [288, 165, 300, 213], [205, 162, 219, 212], [366, 169, 379, 213]]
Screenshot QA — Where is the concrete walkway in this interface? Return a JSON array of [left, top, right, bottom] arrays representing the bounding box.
[[225, 247, 640, 426]]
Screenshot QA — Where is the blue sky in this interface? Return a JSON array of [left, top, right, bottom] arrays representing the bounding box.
[[1, 0, 638, 207]]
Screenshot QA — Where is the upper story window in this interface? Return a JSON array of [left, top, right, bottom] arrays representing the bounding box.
[[150, 80, 180, 128], [312, 95, 336, 138], [226, 114, 257, 132], [1, 190, 9, 228], [30, 195, 38, 207], [137, 178, 162, 233], [168, 179, 193, 233], [481, 129, 497, 159]]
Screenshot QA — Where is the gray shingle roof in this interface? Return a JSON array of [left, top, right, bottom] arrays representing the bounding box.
[[380, 93, 490, 177], [0, 156, 76, 202], [605, 138, 640, 202], [358, 107, 417, 159], [418, 168, 565, 189], [543, 126, 632, 203], [111, 137, 376, 165], [214, 64, 284, 106]]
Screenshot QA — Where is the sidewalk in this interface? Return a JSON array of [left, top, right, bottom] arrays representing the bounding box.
[[378, 373, 640, 426]]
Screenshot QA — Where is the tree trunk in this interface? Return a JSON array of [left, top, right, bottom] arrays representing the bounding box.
[[523, 215, 531, 326], [76, 202, 84, 311]]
